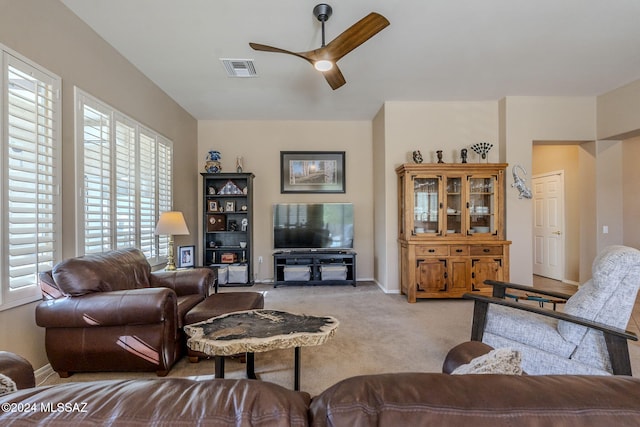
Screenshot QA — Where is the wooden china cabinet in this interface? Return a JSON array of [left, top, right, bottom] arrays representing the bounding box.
[[396, 163, 511, 303]]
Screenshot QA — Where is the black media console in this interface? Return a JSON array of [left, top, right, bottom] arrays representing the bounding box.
[[273, 250, 357, 287]]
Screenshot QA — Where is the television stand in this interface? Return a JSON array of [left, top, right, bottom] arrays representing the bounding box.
[[273, 250, 356, 287]]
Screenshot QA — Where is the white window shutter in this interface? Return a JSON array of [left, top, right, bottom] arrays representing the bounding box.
[[2, 51, 61, 309], [76, 90, 173, 260]]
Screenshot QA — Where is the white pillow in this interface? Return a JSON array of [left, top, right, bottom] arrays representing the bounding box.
[[451, 347, 523, 375], [0, 373, 17, 396]]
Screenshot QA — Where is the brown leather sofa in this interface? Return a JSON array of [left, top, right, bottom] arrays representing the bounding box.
[[35, 248, 216, 377], [2, 344, 640, 426]]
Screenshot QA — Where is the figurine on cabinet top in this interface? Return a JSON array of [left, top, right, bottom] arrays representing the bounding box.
[[461, 148, 468, 163], [412, 150, 423, 163]]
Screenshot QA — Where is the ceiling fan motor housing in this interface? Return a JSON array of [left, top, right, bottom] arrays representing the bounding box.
[[313, 4, 332, 22]]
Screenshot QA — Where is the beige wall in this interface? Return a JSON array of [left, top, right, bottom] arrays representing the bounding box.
[[376, 101, 500, 292], [0, 0, 198, 369], [597, 79, 640, 140], [532, 144, 581, 282], [197, 120, 374, 282], [502, 97, 597, 284], [623, 137, 640, 249], [596, 141, 624, 252]]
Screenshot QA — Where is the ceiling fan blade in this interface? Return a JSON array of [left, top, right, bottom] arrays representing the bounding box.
[[323, 65, 346, 90], [324, 12, 390, 61], [249, 43, 313, 65]]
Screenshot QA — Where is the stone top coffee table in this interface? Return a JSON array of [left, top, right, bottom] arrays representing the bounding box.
[[184, 309, 339, 391]]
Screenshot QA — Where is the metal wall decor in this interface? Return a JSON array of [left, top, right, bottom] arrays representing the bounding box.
[[511, 164, 533, 199]]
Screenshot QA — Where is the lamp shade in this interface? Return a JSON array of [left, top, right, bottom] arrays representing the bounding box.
[[154, 211, 190, 236]]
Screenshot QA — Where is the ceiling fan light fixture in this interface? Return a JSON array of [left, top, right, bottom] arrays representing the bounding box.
[[314, 60, 333, 72]]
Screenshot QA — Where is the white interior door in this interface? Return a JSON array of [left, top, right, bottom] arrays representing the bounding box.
[[532, 171, 565, 280]]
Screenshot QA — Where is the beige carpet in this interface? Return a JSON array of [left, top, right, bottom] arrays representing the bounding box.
[[39, 281, 640, 397]]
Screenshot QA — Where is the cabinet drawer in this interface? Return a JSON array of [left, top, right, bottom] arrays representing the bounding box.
[[449, 245, 469, 256], [470, 245, 503, 256], [415, 245, 449, 256]]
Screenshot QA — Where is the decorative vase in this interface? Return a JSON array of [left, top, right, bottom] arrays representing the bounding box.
[[204, 150, 222, 173]]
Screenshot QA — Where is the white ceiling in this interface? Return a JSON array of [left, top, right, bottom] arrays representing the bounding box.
[[61, 0, 640, 121]]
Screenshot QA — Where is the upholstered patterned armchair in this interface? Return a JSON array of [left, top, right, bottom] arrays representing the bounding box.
[[464, 245, 640, 375]]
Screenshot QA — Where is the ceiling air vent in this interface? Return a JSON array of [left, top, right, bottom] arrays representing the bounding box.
[[221, 59, 258, 78]]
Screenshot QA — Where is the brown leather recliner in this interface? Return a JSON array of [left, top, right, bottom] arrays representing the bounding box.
[[35, 248, 214, 377]]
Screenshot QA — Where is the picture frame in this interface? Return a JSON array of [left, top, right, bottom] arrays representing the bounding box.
[[208, 200, 218, 212], [280, 151, 345, 193], [225, 201, 235, 212], [177, 245, 195, 268]]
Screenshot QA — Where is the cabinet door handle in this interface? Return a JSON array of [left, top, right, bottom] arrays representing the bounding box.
[[456, 249, 463, 253], [483, 248, 490, 253], [428, 249, 435, 253]]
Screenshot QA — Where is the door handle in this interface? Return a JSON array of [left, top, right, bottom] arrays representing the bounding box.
[[552, 231, 562, 235]]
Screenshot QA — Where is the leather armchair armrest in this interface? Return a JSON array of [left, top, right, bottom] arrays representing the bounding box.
[[0, 352, 35, 390], [35, 288, 177, 328], [151, 268, 213, 297]]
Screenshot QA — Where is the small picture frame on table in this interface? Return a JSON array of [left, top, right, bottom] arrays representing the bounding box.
[[208, 200, 218, 212], [225, 201, 235, 212], [177, 245, 195, 268]]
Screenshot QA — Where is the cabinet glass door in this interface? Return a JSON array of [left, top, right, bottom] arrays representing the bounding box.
[[445, 177, 462, 234], [468, 176, 495, 235], [413, 177, 439, 235]]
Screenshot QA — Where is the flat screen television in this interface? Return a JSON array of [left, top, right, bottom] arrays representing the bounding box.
[[273, 203, 354, 250]]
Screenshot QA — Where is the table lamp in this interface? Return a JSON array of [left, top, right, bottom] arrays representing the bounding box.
[[154, 211, 190, 271]]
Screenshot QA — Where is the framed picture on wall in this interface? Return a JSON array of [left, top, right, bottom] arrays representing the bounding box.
[[280, 151, 345, 193]]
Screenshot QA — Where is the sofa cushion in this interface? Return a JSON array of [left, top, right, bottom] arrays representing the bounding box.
[[52, 248, 151, 296], [485, 304, 576, 358], [310, 373, 640, 427], [0, 378, 310, 426], [558, 246, 640, 346]]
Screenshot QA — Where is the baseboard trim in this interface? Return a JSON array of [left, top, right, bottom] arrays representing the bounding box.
[[35, 363, 55, 386], [373, 279, 401, 294]]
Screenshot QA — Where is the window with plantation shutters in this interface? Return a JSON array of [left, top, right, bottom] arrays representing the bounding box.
[[75, 89, 172, 260], [1, 48, 61, 310]]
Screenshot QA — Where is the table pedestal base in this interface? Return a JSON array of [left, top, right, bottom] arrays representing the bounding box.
[[214, 348, 301, 390]]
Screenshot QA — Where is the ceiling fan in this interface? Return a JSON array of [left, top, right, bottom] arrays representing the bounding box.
[[249, 4, 390, 90]]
